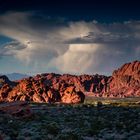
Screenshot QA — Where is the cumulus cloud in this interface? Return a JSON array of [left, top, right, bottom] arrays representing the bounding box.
[[0, 12, 140, 74], [50, 44, 104, 73]]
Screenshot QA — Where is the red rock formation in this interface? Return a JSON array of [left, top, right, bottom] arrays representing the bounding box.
[[106, 60, 140, 97], [61, 86, 85, 103], [0, 75, 16, 87], [0, 84, 11, 100], [0, 60, 140, 102], [0, 101, 31, 118], [0, 75, 84, 103]]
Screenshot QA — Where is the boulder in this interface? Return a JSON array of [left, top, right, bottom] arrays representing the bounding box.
[[61, 86, 85, 103], [0, 101, 32, 118]]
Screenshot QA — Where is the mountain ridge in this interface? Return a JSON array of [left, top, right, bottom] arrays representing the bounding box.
[[0, 60, 140, 103], [6, 73, 29, 81]]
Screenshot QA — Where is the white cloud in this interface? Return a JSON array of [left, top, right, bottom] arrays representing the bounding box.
[[0, 12, 140, 74], [69, 44, 100, 52], [58, 21, 92, 40], [50, 44, 103, 73]]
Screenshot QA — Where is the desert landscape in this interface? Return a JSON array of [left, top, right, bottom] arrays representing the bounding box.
[[0, 61, 140, 140], [0, 0, 140, 139]]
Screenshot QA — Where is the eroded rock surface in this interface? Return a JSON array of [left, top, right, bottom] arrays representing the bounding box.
[[0, 60, 140, 103], [105, 60, 140, 97]]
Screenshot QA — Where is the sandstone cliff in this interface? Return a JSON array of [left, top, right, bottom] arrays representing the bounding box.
[[0, 60, 140, 103]]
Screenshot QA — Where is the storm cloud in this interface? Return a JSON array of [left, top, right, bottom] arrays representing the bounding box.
[[0, 12, 140, 75]]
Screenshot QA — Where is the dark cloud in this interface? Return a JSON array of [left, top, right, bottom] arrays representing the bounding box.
[[0, 0, 140, 22], [0, 41, 26, 56], [0, 12, 140, 75]]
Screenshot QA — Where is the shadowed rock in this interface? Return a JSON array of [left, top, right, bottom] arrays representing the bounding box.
[[0, 101, 31, 117]]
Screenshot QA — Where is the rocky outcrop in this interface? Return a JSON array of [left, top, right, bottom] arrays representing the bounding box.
[[61, 86, 85, 103], [0, 101, 31, 118], [0, 75, 16, 88], [106, 60, 140, 97], [0, 75, 85, 103], [0, 60, 140, 103]]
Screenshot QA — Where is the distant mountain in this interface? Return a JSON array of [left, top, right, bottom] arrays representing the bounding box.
[[6, 73, 29, 81]]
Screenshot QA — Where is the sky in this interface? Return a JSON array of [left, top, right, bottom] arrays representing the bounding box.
[[0, 0, 140, 75]]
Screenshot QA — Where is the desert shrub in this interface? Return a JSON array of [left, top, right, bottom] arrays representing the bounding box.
[[56, 132, 82, 140], [8, 129, 19, 140], [115, 122, 125, 131], [47, 122, 60, 135], [89, 117, 107, 136]]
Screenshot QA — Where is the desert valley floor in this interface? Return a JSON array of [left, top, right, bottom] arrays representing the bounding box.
[[0, 97, 140, 140]]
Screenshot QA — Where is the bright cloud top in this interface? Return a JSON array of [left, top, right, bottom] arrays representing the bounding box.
[[0, 12, 140, 74]]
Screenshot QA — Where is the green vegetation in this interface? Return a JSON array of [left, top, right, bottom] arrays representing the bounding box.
[[0, 98, 140, 140], [84, 96, 140, 106]]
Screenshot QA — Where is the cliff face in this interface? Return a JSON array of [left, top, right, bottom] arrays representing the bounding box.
[[105, 60, 140, 97], [0, 60, 140, 103], [0, 74, 86, 103]]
